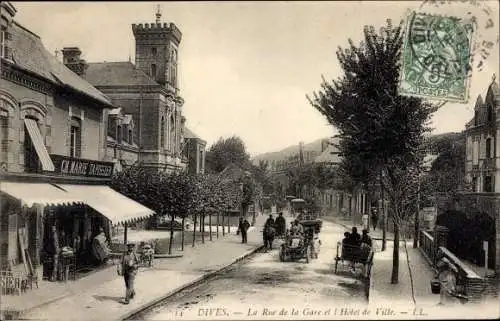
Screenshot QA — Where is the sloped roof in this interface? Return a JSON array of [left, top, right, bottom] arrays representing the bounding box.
[[9, 22, 112, 107], [314, 138, 341, 164], [183, 127, 200, 139], [85, 62, 158, 87]]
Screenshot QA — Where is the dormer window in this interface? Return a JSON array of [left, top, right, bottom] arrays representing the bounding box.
[[474, 111, 479, 126], [486, 137, 492, 158]]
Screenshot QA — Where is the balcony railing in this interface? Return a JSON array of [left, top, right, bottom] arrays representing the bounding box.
[[419, 230, 435, 263]]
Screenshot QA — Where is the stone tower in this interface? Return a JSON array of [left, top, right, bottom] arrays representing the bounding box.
[[132, 6, 182, 92]]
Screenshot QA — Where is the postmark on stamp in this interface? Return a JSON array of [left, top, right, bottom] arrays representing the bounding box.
[[398, 11, 475, 102]]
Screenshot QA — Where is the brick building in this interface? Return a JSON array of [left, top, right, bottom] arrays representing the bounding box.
[[64, 10, 190, 172], [0, 1, 154, 290], [182, 126, 206, 175]]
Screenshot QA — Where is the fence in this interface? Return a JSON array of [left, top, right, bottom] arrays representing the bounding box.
[[418, 230, 496, 301], [0, 270, 25, 295]]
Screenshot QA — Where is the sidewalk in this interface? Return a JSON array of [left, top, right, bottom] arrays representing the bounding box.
[[5, 214, 281, 321], [323, 215, 437, 306]]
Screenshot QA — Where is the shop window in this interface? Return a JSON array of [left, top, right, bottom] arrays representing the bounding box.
[[70, 117, 81, 158], [151, 64, 157, 78], [160, 117, 165, 149], [24, 117, 41, 173], [484, 175, 493, 192]]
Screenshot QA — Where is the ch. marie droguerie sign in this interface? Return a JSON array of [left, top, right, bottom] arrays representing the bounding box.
[[50, 154, 114, 178]]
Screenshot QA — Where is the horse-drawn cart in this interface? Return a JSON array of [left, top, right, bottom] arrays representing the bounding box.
[[279, 234, 310, 263], [334, 242, 374, 277]]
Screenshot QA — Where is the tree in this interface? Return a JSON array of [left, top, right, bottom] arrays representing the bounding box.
[[308, 20, 437, 284], [205, 136, 251, 173]]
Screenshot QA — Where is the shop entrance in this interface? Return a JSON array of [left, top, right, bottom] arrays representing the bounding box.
[[41, 205, 111, 281]]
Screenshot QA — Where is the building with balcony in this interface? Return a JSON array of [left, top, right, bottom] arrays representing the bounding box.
[[0, 1, 154, 292]]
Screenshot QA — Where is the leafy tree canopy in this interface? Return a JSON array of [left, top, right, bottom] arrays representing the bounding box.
[[206, 136, 251, 173]]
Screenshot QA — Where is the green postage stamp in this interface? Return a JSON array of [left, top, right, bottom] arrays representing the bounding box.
[[399, 11, 474, 102]]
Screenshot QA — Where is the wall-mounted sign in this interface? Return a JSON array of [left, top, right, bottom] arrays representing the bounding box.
[[50, 154, 114, 178]]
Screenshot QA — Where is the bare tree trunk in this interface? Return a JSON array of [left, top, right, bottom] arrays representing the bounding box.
[[168, 215, 175, 255], [216, 211, 220, 239], [227, 210, 231, 234], [201, 213, 205, 244], [413, 177, 420, 248], [222, 211, 226, 236], [192, 213, 197, 247], [209, 212, 213, 241], [381, 172, 387, 251], [391, 223, 400, 284], [181, 217, 185, 251]]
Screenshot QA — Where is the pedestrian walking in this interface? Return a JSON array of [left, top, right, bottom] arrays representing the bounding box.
[[239, 218, 250, 243], [118, 243, 140, 305], [371, 207, 379, 231]]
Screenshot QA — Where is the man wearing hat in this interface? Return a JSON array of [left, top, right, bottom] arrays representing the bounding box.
[[119, 243, 139, 304]]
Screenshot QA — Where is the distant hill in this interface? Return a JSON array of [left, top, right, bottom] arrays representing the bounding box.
[[252, 138, 326, 165], [252, 131, 465, 166]]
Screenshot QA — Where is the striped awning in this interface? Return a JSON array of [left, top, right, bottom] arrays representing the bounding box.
[[24, 118, 55, 171], [56, 184, 155, 226], [0, 182, 83, 207]]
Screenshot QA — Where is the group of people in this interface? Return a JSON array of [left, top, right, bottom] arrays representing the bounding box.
[[342, 226, 372, 248]]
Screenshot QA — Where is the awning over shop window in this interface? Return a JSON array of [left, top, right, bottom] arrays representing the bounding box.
[[0, 182, 83, 207], [24, 118, 55, 172], [56, 184, 155, 225]]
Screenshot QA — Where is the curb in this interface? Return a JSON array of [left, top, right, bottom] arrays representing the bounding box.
[[118, 244, 265, 321]]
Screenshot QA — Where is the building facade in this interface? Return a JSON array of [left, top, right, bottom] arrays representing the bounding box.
[[64, 11, 189, 172], [0, 1, 154, 291], [465, 77, 500, 193], [182, 126, 206, 175]]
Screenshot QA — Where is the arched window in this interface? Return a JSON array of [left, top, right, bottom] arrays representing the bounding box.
[[151, 64, 157, 78], [117, 125, 122, 145], [128, 128, 133, 145], [70, 117, 81, 158], [487, 104, 493, 122], [0, 108, 8, 169], [160, 116, 165, 149], [170, 115, 175, 152]]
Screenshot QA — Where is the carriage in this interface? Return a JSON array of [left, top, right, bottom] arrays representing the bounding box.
[[279, 217, 322, 263], [334, 241, 374, 276]]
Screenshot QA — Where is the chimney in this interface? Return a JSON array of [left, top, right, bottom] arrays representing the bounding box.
[[62, 47, 88, 77]]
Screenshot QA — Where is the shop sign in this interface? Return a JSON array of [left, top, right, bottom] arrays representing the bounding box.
[[50, 154, 114, 178]]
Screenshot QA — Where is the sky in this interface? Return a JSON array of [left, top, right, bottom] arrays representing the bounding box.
[[11, 1, 500, 156]]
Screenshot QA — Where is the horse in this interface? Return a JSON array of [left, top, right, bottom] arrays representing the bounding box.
[[263, 225, 276, 250]]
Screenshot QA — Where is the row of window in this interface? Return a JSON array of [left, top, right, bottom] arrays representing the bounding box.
[[471, 175, 494, 193], [471, 137, 495, 165]]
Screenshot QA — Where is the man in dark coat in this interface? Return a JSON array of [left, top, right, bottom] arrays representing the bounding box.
[[265, 214, 275, 228], [239, 218, 250, 243], [274, 212, 286, 236]]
